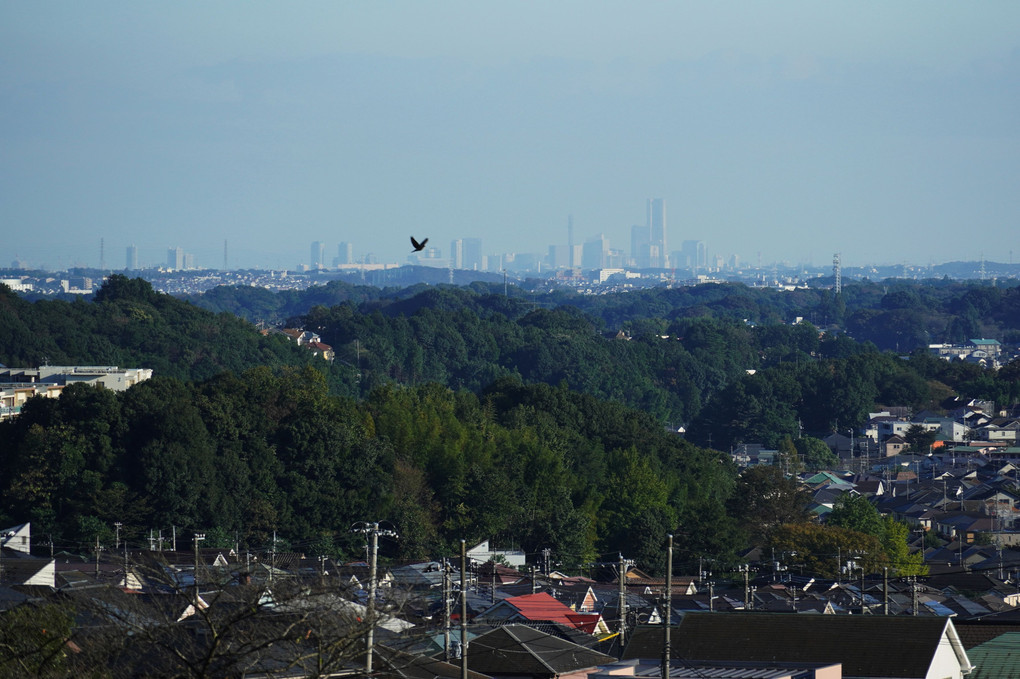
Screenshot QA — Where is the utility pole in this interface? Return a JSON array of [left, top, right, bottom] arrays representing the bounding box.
[[114, 522, 122, 551], [662, 535, 672, 679], [193, 532, 205, 609], [531, 565, 538, 595], [366, 524, 379, 674], [860, 565, 866, 615], [443, 559, 451, 663], [618, 553, 633, 650], [95, 535, 101, 578], [883, 567, 889, 615], [352, 522, 398, 675], [271, 531, 277, 583], [461, 540, 468, 679], [741, 564, 750, 610]]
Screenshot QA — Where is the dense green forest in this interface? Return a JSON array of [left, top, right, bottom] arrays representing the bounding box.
[[286, 284, 1020, 446], [0, 275, 317, 382], [0, 370, 735, 573], [1, 275, 1018, 573], [192, 276, 1020, 350]]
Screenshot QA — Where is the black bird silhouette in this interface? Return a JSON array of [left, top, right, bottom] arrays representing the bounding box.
[[410, 236, 428, 252]]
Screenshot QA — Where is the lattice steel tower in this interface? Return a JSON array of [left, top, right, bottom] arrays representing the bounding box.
[[833, 252, 842, 294]]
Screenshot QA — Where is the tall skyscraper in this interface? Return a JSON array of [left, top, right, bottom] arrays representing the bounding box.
[[680, 240, 706, 271], [336, 242, 353, 265], [450, 239, 464, 269], [646, 198, 666, 268], [310, 241, 325, 269], [630, 224, 650, 268], [167, 247, 184, 270], [546, 244, 560, 269], [126, 245, 138, 271], [463, 238, 483, 271], [582, 233, 609, 269], [567, 215, 575, 268]]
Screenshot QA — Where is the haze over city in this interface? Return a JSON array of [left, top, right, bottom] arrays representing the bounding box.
[[3, 1, 1018, 272]]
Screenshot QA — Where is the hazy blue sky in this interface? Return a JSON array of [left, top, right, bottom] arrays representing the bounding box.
[[2, 1, 1018, 271]]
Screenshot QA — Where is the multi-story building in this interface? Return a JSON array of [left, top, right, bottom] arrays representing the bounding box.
[[647, 198, 667, 268], [581, 234, 608, 270], [0, 366, 153, 421], [310, 241, 325, 270], [631, 224, 650, 268], [450, 239, 464, 269], [166, 247, 184, 270], [335, 242, 353, 266], [463, 238, 483, 271], [678, 239, 707, 271]]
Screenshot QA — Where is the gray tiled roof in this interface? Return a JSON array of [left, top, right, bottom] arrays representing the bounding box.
[[624, 612, 965, 678], [464, 624, 614, 675]]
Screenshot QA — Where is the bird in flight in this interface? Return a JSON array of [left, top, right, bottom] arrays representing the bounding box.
[[410, 236, 429, 252]]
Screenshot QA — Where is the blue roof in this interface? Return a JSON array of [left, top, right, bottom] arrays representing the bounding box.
[[923, 600, 957, 616]]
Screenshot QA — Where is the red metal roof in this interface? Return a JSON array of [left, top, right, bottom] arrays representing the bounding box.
[[503, 592, 600, 631]]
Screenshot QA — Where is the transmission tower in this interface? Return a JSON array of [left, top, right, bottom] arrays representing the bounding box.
[[833, 252, 842, 294]]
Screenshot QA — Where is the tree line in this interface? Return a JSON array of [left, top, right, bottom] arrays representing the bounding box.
[[1, 275, 1016, 576], [191, 276, 1020, 350], [0, 368, 739, 574]]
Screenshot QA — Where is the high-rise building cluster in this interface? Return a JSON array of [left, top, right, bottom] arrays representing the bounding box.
[[308, 200, 702, 276], [577, 198, 680, 272], [165, 247, 194, 271]]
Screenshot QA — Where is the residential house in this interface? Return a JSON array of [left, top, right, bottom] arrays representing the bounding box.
[[970, 339, 1002, 359], [823, 432, 851, 458], [979, 419, 1020, 444], [962, 631, 1020, 679], [0, 523, 55, 587], [371, 644, 491, 679], [467, 540, 527, 569], [474, 592, 608, 636], [278, 328, 320, 346], [592, 659, 842, 679], [304, 340, 334, 361], [458, 624, 615, 679], [884, 434, 907, 457], [624, 613, 974, 679]]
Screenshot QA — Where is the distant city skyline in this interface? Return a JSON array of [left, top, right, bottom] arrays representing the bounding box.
[[6, 231, 1016, 276], [3, 2, 1018, 271]]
